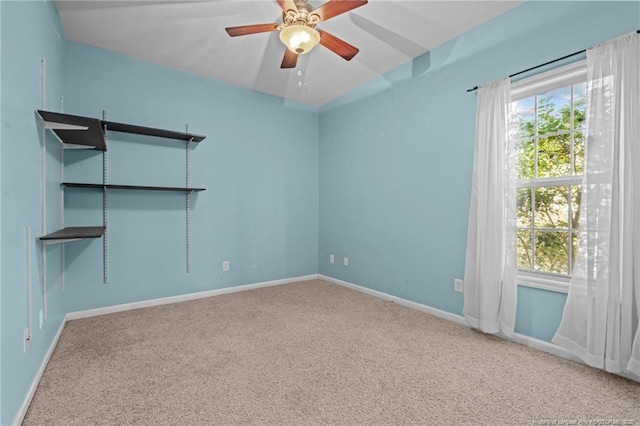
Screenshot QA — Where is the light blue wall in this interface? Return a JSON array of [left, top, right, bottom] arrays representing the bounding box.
[[1, 1, 66, 424], [319, 1, 639, 339], [61, 42, 319, 312], [0, 0, 4, 420], [516, 286, 567, 342]]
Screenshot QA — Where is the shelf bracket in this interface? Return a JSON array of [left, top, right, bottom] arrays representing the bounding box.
[[26, 227, 33, 351], [186, 125, 193, 274], [62, 143, 97, 150], [102, 111, 109, 284], [44, 238, 82, 245], [61, 121, 66, 293], [43, 122, 88, 131], [40, 58, 48, 321]]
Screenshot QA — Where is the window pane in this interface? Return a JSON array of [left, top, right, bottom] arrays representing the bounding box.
[[574, 131, 584, 175], [512, 76, 587, 280], [534, 186, 569, 228], [573, 83, 587, 130], [518, 138, 535, 179], [534, 230, 569, 274], [538, 87, 571, 135], [513, 97, 535, 139], [517, 230, 532, 270], [537, 134, 571, 177], [570, 185, 581, 229], [517, 188, 532, 227]]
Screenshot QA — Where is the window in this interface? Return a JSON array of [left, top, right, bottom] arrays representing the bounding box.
[[510, 61, 587, 291]]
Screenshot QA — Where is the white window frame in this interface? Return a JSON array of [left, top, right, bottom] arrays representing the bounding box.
[[511, 59, 587, 294]]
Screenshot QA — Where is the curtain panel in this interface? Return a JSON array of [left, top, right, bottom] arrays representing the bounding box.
[[552, 32, 640, 376], [463, 78, 518, 337]]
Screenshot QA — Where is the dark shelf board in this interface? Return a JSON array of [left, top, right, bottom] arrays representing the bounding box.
[[40, 226, 105, 241], [37, 110, 206, 147], [63, 182, 206, 192], [37, 110, 106, 151], [103, 120, 205, 143]]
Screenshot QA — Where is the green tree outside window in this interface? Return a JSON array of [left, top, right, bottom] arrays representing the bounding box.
[[513, 83, 585, 275]]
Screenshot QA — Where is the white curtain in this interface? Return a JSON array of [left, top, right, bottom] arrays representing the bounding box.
[[463, 77, 518, 337], [552, 32, 640, 376]]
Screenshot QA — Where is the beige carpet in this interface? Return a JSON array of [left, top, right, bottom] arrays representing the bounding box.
[[24, 280, 640, 425]]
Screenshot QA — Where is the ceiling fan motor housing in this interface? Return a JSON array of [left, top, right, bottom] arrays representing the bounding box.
[[281, 0, 320, 29]]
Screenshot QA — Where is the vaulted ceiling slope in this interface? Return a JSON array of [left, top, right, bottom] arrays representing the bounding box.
[[55, 0, 522, 107]]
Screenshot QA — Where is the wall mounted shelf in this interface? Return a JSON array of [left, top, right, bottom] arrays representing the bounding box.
[[62, 182, 206, 192], [102, 120, 205, 142], [37, 110, 106, 150], [39, 226, 106, 244], [37, 109, 206, 281], [37, 110, 206, 149]]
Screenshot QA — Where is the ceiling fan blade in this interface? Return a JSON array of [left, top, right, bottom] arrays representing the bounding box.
[[276, 0, 298, 13], [318, 30, 359, 61], [312, 0, 367, 22], [281, 49, 298, 68], [225, 23, 279, 37]]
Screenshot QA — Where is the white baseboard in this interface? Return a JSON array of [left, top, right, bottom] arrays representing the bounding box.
[[509, 331, 576, 361], [14, 317, 67, 426], [318, 274, 584, 369], [319, 274, 466, 325], [66, 274, 319, 321]]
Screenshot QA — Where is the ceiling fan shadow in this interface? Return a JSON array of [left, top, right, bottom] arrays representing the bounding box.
[[347, 13, 435, 92], [351, 2, 486, 80], [350, 13, 425, 59], [318, 47, 432, 110], [301, 12, 439, 109]]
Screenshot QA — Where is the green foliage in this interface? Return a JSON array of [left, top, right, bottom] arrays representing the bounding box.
[[515, 86, 585, 275]]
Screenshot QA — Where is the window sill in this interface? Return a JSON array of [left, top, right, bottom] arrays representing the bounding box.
[[517, 273, 569, 294]]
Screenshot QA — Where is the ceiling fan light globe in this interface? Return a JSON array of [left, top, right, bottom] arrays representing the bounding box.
[[279, 25, 320, 55]]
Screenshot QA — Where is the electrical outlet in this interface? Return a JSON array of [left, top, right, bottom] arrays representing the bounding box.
[[39, 309, 44, 329], [343, 257, 349, 267], [329, 254, 334, 264], [23, 328, 30, 352], [454, 279, 464, 293], [222, 261, 230, 272]]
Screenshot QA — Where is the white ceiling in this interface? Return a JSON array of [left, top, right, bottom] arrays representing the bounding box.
[[55, 0, 522, 107]]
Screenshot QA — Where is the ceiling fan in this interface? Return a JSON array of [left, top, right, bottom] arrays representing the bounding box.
[[225, 0, 368, 69]]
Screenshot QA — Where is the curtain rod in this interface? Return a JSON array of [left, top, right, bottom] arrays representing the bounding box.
[[466, 29, 640, 93]]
